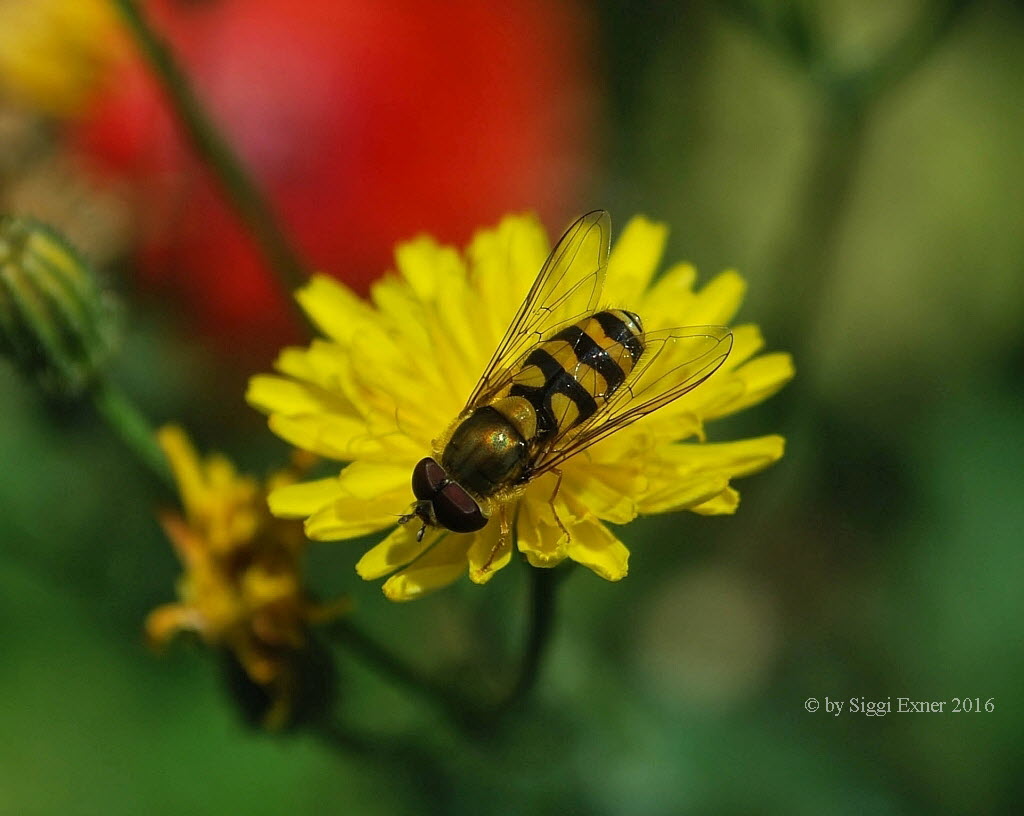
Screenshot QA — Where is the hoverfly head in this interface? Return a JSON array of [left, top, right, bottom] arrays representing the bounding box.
[[408, 457, 487, 534]]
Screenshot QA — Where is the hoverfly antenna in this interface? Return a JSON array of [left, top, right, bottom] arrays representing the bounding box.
[[416, 524, 426, 542]]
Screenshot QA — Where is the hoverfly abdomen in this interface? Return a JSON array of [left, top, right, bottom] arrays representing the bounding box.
[[509, 309, 645, 440]]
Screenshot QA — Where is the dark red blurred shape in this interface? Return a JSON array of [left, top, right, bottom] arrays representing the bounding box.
[[75, 0, 595, 345]]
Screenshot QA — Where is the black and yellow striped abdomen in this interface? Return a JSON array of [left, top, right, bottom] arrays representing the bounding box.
[[508, 309, 645, 440]]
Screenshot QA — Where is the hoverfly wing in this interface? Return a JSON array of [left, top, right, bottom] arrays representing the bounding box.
[[464, 210, 610, 410], [532, 326, 734, 474]]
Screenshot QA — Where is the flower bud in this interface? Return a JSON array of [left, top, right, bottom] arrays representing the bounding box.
[[0, 216, 118, 397]]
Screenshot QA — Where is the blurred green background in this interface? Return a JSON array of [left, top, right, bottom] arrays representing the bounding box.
[[2, 0, 1023, 813]]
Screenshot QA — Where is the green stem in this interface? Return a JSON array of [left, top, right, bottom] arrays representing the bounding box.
[[91, 378, 172, 488], [490, 564, 561, 714], [767, 102, 867, 360], [327, 566, 563, 732], [313, 720, 457, 807], [327, 619, 481, 726], [737, 0, 974, 361], [312, 718, 385, 755], [109, 0, 311, 322], [842, 0, 974, 104], [719, 0, 974, 538]]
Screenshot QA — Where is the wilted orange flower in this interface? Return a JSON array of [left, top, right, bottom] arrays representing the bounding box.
[[146, 425, 347, 728]]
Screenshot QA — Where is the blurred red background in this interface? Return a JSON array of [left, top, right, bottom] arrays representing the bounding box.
[[73, 0, 596, 343]]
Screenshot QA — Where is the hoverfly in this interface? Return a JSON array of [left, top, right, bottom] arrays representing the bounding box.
[[399, 211, 733, 570]]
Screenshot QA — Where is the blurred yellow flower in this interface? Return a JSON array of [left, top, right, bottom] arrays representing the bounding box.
[[0, 0, 122, 115], [247, 214, 794, 601], [146, 426, 347, 729]]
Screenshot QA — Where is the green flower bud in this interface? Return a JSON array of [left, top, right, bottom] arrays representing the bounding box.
[[0, 216, 118, 397]]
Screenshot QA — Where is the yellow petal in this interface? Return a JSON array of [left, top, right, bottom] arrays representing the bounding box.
[[469, 214, 549, 349], [638, 474, 731, 515], [247, 373, 319, 415], [639, 362, 747, 435], [381, 534, 472, 601], [704, 353, 795, 419], [157, 512, 204, 565], [356, 524, 443, 580], [561, 461, 641, 524], [638, 435, 785, 514], [271, 344, 374, 426], [686, 269, 746, 326], [395, 236, 465, 302], [660, 434, 786, 477], [241, 568, 300, 606], [370, 276, 432, 348], [334, 461, 411, 500], [156, 425, 204, 516], [302, 460, 413, 538], [517, 496, 568, 567], [604, 216, 668, 305], [246, 371, 353, 419], [268, 477, 342, 518], [467, 520, 513, 584], [426, 285, 487, 405], [628, 406, 706, 445], [346, 333, 455, 439], [642, 262, 697, 324], [305, 496, 403, 540], [267, 413, 391, 461], [275, 341, 352, 393], [566, 517, 630, 581], [249, 358, 423, 460], [295, 275, 373, 345], [145, 602, 198, 647], [724, 324, 765, 368], [690, 487, 740, 515]]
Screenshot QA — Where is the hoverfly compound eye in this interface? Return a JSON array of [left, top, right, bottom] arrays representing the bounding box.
[[411, 457, 448, 500], [434, 482, 488, 533], [410, 457, 486, 533]]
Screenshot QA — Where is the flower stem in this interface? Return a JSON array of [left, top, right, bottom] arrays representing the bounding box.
[[91, 378, 172, 488], [109, 0, 310, 319], [327, 619, 481, 726], [723, 0, 973, 348], [326, 566, 563, 733], [313, 720, 457, 807], [489, 564, 561, 714]]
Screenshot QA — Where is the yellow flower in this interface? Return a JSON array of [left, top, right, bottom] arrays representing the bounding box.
[[146, 426, 347, 729], [247, 214, 794, 601], [0, 0, 122, 115]]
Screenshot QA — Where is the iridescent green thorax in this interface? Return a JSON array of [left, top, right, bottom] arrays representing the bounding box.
[[441, 404, 531, 498]]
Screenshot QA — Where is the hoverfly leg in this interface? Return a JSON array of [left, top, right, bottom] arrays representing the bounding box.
[[548, 468, 571, 544], [480, 504, 512, 573], [398, 501, 430, 542], [391, 509, 423, 540]]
